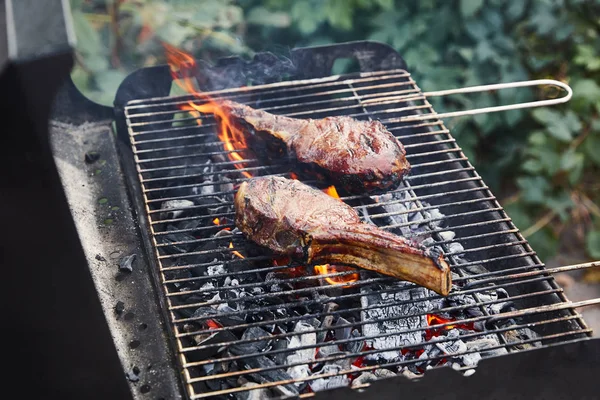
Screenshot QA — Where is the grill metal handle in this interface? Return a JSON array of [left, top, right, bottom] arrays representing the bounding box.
[[404, 79, 572, 122]]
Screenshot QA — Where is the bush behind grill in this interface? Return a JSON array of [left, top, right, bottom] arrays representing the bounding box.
[[70, 0, 600, 267]]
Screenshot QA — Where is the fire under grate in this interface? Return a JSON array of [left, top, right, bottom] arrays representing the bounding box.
[[124, 69, 592, 399]]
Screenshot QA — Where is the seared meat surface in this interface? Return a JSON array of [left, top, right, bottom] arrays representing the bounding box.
[[234, 176, 451, 296], [218, 100, 410, 194]]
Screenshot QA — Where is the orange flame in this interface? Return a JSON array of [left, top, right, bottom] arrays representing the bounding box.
[[323, 185, 340, 199], [314, 264, 359, 286], [212, 218, 220, 225], [163, 42, 252, 179], [425, 314, 476, 340], [229, 242, 245, 259]]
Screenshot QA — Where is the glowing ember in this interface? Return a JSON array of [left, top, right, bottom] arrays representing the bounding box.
[[212, 217, 220, 225], [314, 264, 359, 286], [228, 242, 245, 259], [289, 172, 299, 180], [425, 314, 476, 340], [205, 319, 221, 330], [163, 42, 252, 178]]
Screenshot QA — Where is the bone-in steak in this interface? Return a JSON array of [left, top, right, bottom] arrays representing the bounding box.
[[219, 100, 410, 194], [234, 176, 451, 295]]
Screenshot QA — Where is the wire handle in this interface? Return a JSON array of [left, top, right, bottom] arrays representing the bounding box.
[[401, 79, 572, 122]]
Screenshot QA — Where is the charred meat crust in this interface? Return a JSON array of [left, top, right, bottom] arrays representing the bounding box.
[[234, 176, 451, 296], [218, 100, 411, 194]]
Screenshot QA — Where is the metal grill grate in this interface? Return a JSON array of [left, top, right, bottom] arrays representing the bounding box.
[[124, 69, 593, 399]]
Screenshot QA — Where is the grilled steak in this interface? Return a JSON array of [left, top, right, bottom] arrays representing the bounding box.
[[234, 176, 451, 296], [218, 100, 410, 194]]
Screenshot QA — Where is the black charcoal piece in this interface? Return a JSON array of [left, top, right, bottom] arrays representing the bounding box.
[[157, 226, 198, 254], [334, 317, 352, 340], [84, 151, 101, 164], [243, 356, 299, 397], [114, 301, 125, 316], [229, 326, 272, 355], [118, 254, 136, 272], [95, 254, 106, 261]]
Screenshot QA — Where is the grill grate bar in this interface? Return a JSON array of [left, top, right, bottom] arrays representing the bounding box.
[[126, 70, 412, 110], [167, 274, 555, 314], [142, 165, 473, 195], [140, 153, 463, 186]]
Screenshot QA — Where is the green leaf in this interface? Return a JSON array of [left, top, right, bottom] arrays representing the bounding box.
[[574, 44, 600, 71], [516, 176, 550, 204], [292, 1, 322, 34], [531, 108, 575, 142], [522, 159, 543, 174], [584, 128, 600, 166], [587, 231, 600, 259], [572, 79, 600, 104], [560, 150, 585, 184], [506, 1, 526, 21], [246, 7, 291, 27], [546, 192, 573, 221], [460, 0, 484, 18]]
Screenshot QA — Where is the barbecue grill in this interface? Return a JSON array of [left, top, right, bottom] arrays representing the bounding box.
[[3, 2, 600, 400]]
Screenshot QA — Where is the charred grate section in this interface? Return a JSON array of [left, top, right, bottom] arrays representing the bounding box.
[[124, 69, 591, 399]]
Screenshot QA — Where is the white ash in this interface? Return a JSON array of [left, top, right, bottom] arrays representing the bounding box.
[[207, 263, 226, 276], [466, 334, 508, 357], [235, 382, 271, 400], [361, 282, 440, 361], [286, 322, 317, 386], [159, 199, 195, 219], [309, 364, 349, 392]]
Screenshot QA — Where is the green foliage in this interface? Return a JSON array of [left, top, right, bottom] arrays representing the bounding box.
[[70, 0, 600, 262]]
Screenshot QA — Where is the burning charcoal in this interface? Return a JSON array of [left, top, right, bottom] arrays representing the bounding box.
[[352, 372, 377, 386], [465, 334, 507, 358], [157, 227, 198, 255], [334, 317, 352, 341], [373, 368, 397, 379], [205, 361, 233, 392], [118, 253, 136, 272], [504, 327, 542, 350], [309, 364, 350, 392], [317, 344, 343, 359], [286, 322, 317, 386], [318, 303, 338, 342], [346, 329, 364, 354], [234, 382, 271, 400], [461, 350, 482, 367], [399, 368, 420, 379], [361, 283, 438, 361], [191, 306, 244, 330], [244, 356, 299, 397], [229, 327, 272, 355], [206, 263, 227, 276], [438, 231, 455, 242], [271, 339, 289, 365], [434, 330, 469, 364], [159, 199, 195, 220]]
